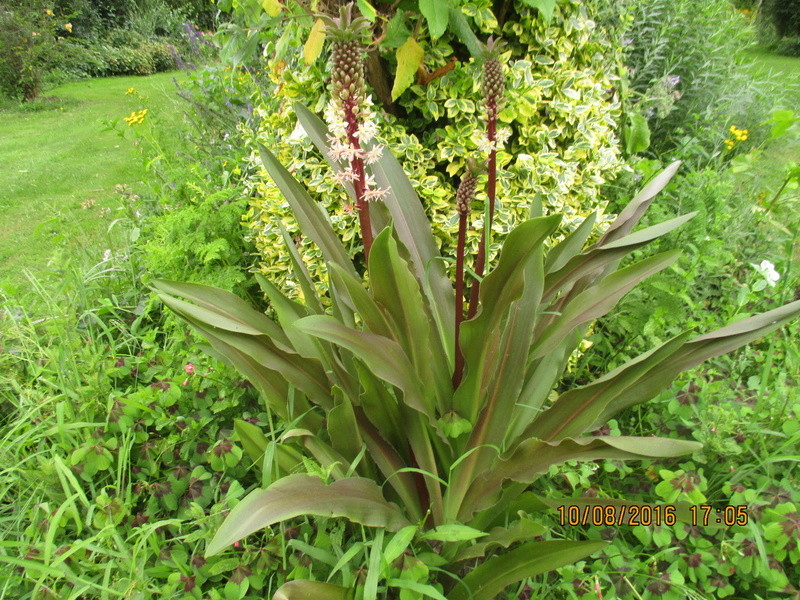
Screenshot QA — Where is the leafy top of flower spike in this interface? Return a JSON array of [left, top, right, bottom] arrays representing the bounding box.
[[317, 2, 372, 45]]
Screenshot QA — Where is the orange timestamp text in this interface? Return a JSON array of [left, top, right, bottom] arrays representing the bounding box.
[[557, 504, 749, 527]]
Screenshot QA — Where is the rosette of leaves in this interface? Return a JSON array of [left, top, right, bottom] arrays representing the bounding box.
[[217, 0, 624, 298], [152, 103, 800, 600]]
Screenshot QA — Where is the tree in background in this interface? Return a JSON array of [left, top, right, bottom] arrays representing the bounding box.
[[0, 0, 62, 100]]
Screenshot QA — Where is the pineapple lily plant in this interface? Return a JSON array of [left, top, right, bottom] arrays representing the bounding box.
[[151, 16, 800, 600]]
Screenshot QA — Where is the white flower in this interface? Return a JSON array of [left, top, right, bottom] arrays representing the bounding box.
[[362, 145, 384, 165], [752, 260, 780, 287], [363, 186, 388, 201], [103, 249, 111, 262]]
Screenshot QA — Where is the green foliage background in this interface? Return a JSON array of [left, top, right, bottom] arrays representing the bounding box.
[[240, 0, 625, 296]]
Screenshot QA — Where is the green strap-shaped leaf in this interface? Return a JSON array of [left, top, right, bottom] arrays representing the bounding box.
[[544, 212, 597, 273], [279, 223, 323, 314], [151, 279, 289, 346], [282, 429, 350, 480], [259, 144, 358, 278], [329, 262, 395, 339], [295, 315, 432, 420], [369, 228, 450, 414], [353, 405, 424, 522], [273, 580, 353, 600], [597, 161, 681, 246], [205, 475, 411, 557], [462, 436, 701, 520], [234, 419, 269, 465], [521, 334, 691, 444], [166, 308, 333, 411], [531, 250, 680, 360], [454, 216, 560, 423], [369, 136, 455, 363], [524, 300, 800, 446], [596, 298, 800, 424], [445, 244, 546, 521], [328, 386, 364, 464], [449, 540, 607, 600], [542, 212, 696, 301], [453, 518, 546, 562]]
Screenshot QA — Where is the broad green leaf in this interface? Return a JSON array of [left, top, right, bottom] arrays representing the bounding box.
[[174, 313, 333, 411], [355, 0, 377, 21], [419, 0, 450, 39], [520, 0, 557, 24], [328, 387, 364, 463], [329, 263, 394, 339], [421, 524, 487, 543], [182, 321, 292, 419], [454, 518, 546, 562], [387, 579, 448, 600], [354, 405, 424, 521], [369, 147, 455, 364], [383, 12, 411, 48], [273, 580, 351, 600], [261, 0, 282, 17], [463, 436, 700, 519], [531, 250, 680, 360], [392, 37, 424, 101], [596, 298, 800, 424], [447, 246, 546, 520], [383, 525, 418, 568], [304, 18, 326, 65], [259, 144, 357, 278], [254, 273, 320, 359], [234, 419, 268, 465], [449, 540, 607, 600], [282, 429, 349, 480], [624, 113, 651, 155], [522, 334, 692, 444], [205, 475, 410, 556]]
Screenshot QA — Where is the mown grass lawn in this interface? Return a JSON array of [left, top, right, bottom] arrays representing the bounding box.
[[742, 47, 800, 175], [0, 71, 187, 288]]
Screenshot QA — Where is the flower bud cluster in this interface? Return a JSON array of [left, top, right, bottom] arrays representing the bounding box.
[[482, 39, 506, 118], [456, 171, 478, 215], [331, 39, 367, 110]]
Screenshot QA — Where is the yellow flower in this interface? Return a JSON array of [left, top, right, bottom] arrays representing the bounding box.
[[125, 87, 136, 95], [724, 139, 735, 150], [123, 109, 148, 126], [64, 22, 72, 33], [45, 9, 54, 16]]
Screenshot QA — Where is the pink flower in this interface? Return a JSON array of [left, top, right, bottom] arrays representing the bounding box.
[[184, 363, 195, 374], [182, 379, 189, 386]]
